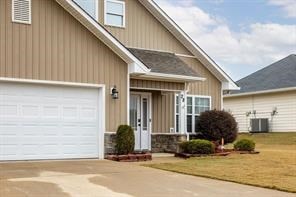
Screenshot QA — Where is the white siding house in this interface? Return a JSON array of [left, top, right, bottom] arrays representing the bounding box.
[[224, 55, 296, 133]]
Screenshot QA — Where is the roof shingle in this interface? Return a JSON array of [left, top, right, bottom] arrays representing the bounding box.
[[128, 48, 200, 77], [232, 54, 296, 94]]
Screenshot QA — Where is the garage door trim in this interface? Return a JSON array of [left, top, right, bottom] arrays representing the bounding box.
[[0, 77, 106, 160]]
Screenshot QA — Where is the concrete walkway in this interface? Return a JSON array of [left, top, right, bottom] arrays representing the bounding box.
[[0, 158, 295, 197]]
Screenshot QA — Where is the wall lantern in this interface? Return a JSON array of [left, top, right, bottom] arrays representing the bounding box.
[[111, 86, 119, 99]]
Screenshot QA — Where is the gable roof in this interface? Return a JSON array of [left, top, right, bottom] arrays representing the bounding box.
[[139, 0, 239, 90], [56, 0, 150, 75], [128, 48, 205, 81], [56, 0, 238, 87], [229, 54, 296, 96]]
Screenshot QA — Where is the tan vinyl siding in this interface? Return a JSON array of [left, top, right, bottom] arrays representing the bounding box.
[[130, 79, 185, 91], [152, 91, 175, 133], [0, 0, 128, 132], [179, 56, 222, 110], [224, 91, 296, 132], [98, 0, 192, 55]]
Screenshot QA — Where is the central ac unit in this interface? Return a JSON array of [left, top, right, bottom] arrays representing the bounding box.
[[250, 118, 269, 133]]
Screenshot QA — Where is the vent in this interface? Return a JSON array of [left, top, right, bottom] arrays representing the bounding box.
[[12, 0, 31, 24], [250, 118, 269, 133]]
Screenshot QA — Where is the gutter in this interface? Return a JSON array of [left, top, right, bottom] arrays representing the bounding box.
[[224, 87, 296, 98], [138, 72, 206, 82]]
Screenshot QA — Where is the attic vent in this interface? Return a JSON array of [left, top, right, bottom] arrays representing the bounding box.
[[12, 0, 31, 24]]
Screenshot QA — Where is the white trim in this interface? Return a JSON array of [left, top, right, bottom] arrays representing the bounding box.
[[221, 87, 224, 110], [95, 0, 99, 21], [12, 0, 32, 25], [56, 0, 149, 74], [127, 66, 130, 124], [139, 72, 206, 82], [98, 85, 106, 159], [224, 87, 296, 98], [0, 77, 104, 88], [139, 0, 239, 90], [175, 94, 212, 134], [175, 53, 197, 58], [104, 0, 126, 28], [130, 86, 183, 92], [174, 94, 180, 133], [0, 77, 106, 160]]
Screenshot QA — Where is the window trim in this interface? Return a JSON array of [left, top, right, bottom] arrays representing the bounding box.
[[174, 94, 180, 133], [73, 0, 99, 21], [104, 0, 126, 28], [12, 0, 32, 24], [175, 94, 211, 134]]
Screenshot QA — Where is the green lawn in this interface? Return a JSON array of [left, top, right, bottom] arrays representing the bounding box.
[[145, 133, 296, 193]]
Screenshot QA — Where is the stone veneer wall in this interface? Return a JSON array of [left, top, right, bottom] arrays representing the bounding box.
[[104, 133, 187, 155], [104, 133, 117, 155], [151, 134, 187, 153]]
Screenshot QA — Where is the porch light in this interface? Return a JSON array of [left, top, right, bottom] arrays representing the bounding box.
[[111, 86, 119, 99]]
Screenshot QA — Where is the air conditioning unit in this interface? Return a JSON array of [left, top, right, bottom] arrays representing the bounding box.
[[250, 118, 269, 133]]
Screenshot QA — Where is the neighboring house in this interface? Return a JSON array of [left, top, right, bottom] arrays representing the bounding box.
[[0, 0, 238, 161], [224, 54, 296, 133]]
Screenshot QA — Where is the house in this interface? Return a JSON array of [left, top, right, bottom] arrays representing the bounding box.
[[0, 0, 238, 161], [224, 54, 296, 133]]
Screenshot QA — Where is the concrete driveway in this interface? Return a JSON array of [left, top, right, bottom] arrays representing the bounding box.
[[0, 157, 295, 197]]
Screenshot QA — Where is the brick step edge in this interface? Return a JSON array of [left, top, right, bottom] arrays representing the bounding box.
[[106, 153, 152, 162]]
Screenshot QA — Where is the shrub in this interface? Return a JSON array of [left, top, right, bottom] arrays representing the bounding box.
[[234, 139, 255, 151], [115, 125, 135, 155], [197, 110, 238, 144], [180, 139, 215, 154]]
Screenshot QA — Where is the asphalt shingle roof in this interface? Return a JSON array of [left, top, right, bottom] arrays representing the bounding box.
[[232, 54, 296, 94], [128, 48, 200, 77]]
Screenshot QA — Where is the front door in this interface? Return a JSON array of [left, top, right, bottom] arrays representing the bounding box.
[[130, 93, 151, 151]]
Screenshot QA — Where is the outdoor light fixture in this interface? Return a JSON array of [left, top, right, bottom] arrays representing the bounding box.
[[111, 86, 119, 99]]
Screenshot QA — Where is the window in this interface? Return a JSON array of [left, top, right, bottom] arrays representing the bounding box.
[[73, 0, 98, 20], [105, 0, 125, 27], [175, 95, 211, 133], [12, 0, 31, 24]]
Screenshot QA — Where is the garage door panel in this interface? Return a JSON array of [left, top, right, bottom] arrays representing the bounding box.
[[0, 104, 18, 117], [0, 82, 101, 161]]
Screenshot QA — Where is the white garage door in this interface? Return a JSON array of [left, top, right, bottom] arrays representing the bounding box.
[[0, 82, 101, 161]]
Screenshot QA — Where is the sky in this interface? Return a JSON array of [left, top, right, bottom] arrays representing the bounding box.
[[154, 0, 296, 80]]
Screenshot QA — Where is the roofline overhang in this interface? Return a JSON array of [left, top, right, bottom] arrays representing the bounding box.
[[56, 0, 150, 75], [132, 72, 206, 83], [224, 86, 296, 98], [139, 0, 239, 90]]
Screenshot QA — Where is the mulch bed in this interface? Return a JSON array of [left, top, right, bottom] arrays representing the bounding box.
[[106, 152, 152, 162], [175, 150, 259, 159]]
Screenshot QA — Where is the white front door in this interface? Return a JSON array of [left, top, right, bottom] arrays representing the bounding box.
[[130, 93, 151, 151]]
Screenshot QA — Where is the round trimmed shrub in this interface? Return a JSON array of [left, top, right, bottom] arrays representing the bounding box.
[[180, 139, 215, 154], [234, 139, 255, 151], [197, 110, 238, 144], [115, 125, 135, 155]]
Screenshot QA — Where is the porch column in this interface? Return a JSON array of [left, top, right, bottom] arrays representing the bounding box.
[[179, 91, 187, 134]]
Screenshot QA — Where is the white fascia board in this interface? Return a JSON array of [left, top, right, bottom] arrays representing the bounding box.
[[56, 0, 149, 74], [222, 81, 240, 91], [139, 0, 239, 90], [128, 62, 150, 74], [224, 87, 296, 98], [137, 72, 206, 82]]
